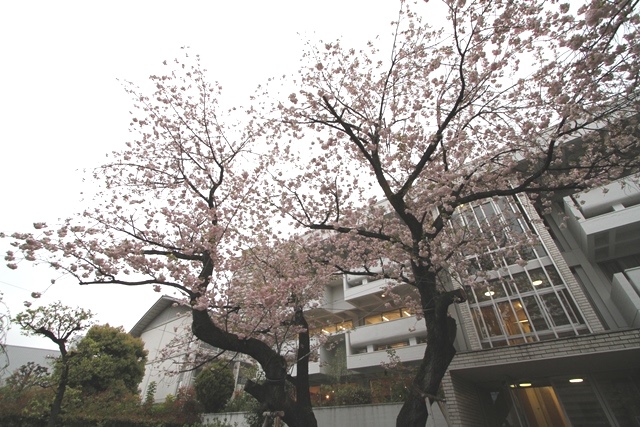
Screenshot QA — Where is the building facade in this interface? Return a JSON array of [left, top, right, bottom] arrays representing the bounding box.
[[305, 174, 640, 426]]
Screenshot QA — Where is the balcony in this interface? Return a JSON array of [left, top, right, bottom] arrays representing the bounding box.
[[347, 343, 427, 371], [348, 316, 425, 348], [611, 267, 640, 328], [344, 278, 392, 301], [563, 183, 640, 262]]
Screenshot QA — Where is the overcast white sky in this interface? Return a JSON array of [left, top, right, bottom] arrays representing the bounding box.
[[0, 1, 406, 349]]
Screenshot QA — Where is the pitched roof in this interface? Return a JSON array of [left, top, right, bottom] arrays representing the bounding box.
[[129, 295, 184, 337]]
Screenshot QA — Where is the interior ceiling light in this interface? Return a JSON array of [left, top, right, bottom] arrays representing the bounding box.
[[484, 290, 495, 297], [532, 280, 543, 286], [569, 378, 584, 383], [518, 383, 532, 387]]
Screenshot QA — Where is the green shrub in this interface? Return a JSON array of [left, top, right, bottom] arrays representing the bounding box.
[[194, 361, 235, 413]]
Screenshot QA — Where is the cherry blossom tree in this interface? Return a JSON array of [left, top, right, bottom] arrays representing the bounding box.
[[264, 0, 640, 425], [2, 52, 328, 427], [14, 302, 94, 427]]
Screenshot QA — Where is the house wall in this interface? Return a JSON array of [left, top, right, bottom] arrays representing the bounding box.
[[137, 304, 192, 401]]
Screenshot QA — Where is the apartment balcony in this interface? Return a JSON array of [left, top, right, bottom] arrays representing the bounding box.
[[344, 278, 392, 301], [611, 267, 640, 328], [348, 316, 426, 349], [347, 343, 427, 371], [563, 179, 640, 262], [307, 361, 329, 376]]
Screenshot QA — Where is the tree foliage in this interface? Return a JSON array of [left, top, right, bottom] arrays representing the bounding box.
[[3, 362, 51, 393], [66, 324, 147, 395], [194, 360, 235, 413]]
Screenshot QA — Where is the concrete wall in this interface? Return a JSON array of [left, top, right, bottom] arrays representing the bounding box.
[[204, 402, 448, 427], [612, 267, 640, 327]]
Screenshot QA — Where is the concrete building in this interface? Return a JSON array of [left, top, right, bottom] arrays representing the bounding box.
[[305, 174, 640, 426]]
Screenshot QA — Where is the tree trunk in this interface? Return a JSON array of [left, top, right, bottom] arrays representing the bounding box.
[[396, 269, 464, 427], [191, 308, 317, 427], [48, 356, 69, 427]]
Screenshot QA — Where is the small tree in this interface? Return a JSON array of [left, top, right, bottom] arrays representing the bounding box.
[[194, 360, 235, 413], [3, 362, 51, 394], [14, 302, 94, 427], [66, 324, 147, 395]]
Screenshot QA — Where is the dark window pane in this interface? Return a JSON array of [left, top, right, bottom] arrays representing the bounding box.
[[529, 269, 551, 289], [554, 380, 611, 426], [522, 296, 549, 331], [541, 292, 570, 326], [594, 373, 640, 426]]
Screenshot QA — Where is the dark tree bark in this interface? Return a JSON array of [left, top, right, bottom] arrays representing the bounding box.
[[396, 269, 466, 427], [48, 353, 69, 427], [191, 307, 317, 427]]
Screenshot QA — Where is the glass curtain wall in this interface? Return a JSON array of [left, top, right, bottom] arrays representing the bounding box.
[[460, 196, 589, 348]]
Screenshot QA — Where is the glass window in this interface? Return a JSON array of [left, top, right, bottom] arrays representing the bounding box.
[[312, 320, 354, 334], [364, 314, 383, 325], [498, 301, 533, 336], [529, 269, 551, 289], [463, 197, 588, 347], [382, 310, 402, 322], [337, 320, 353, 331], [364, 308, 412, 325], [374, 341, 409, 351], [540, 292, 571, 327], [553, 379, 611, 426], [594, 373, 640, 426], [558, 290, 583, 325], [521, 295, 549, 331], [513, 386, 570, 427], [471, 307, 489, 340], [479, 306, 504, 337]]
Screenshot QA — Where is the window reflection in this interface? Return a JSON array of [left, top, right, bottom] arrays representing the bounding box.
[[469, 265, 586, 347], [363, 308, 413, 325], [460, 197, 587, 348]]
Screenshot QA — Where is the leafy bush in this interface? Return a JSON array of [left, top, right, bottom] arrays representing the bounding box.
[[333, 383, 372, 406], [194, 361, 235, 413], [316, 383, 372, 407]]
